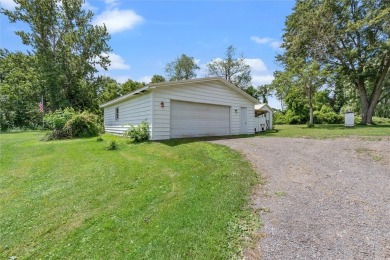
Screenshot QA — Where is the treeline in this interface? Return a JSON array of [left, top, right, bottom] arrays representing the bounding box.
[[0, 49, 152, 130]]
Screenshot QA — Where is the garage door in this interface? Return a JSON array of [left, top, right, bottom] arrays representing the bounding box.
[[170, 100, 230, 138]]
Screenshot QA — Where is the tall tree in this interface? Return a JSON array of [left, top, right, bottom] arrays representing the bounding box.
[[2, 0, 111, 111], [165, 54, 199, 81], [0, 50, 42, 130], [207, 45, 252, 89], [151, 74, 166, 83], [280, 0, 390, 124]]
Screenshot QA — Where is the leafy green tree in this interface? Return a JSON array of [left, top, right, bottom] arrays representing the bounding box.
[[257, 84, 273, 103], [207, 45, 251, 89], [120, 79, 145, 95], [2, 0, 111, 111], [0, 50, 42, 130], [96, 76, 121, 105], [271, 71, 293, 111], [280, 0, 390, 124], [151, 74, 166, 83], [165, 54, 199, 81], [244, 86, 259, 100]]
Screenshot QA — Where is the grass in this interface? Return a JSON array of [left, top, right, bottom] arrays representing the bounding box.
[[0, 132, 260, 259], [260, 124, 390, 138]]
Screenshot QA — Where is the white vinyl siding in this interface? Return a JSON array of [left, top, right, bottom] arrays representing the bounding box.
[[104, 93, 152, 135], [170, 100, 230, 138], [151, 81, 255, 140]]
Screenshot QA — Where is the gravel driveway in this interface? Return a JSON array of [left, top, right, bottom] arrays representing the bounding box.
[[212, 137, 390, 260]]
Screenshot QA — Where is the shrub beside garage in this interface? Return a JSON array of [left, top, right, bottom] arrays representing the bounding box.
[[42, 108, 100, 140]]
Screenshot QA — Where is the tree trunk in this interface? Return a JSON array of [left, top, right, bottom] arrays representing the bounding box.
[[307, 85, 314, 126], [357, 57, 390, 124], [309, 106, 313, 125]]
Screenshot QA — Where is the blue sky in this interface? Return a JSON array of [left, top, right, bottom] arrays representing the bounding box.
[[0, 0, 295, 108]]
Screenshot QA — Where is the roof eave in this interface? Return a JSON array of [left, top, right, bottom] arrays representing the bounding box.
[[99, 86, 150, 108]]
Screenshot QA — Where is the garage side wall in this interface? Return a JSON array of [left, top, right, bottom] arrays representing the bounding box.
[[151, 82, 254, 140], [104, 93, 152, 135]]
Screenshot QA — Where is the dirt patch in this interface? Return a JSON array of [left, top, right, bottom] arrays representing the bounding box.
[[211, 137, 390, 259]]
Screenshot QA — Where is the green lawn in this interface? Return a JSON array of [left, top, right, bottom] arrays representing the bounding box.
[[0, 132, 260, 259], [261, 124, 390, 138]]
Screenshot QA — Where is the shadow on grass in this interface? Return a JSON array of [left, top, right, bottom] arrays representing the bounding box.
[[157, 132, 273, 147]]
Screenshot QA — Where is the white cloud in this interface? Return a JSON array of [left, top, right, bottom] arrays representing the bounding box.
[[245, 58, 268, 73], [250, 36, 273, 44], [106, 53, 130, 70], [252, 75, 274, 86], [0, 0, 17, 9], [93, 8, 144, 34], [251, 35, 282, 50], [270, 41, 282, 49], [138, 75, 152, 84], [96, 53, 130, 71]]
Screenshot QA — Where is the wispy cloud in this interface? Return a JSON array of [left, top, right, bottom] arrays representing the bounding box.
[[93, 8, 144, 34], [250, 36, 273, 44], [107, 53, 130, 70], [0, 0, 17, 10], [251, 35, 282, 50]]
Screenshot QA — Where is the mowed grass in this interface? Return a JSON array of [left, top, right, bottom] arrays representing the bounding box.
[[0, 132, 260, 259], [261, 124, 390, 138]]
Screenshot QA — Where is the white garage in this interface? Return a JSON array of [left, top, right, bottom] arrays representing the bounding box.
[[100, 77, 259, 140]]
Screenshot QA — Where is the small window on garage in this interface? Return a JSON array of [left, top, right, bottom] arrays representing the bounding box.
[[115, 107, 119, 121]]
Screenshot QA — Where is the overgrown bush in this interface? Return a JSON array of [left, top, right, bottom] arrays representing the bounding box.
[[42, 109, 101, 141], [43, 108, 76, 130], [40, 129, 71, 141], [313, 105, 343, 124], [64, 112, 100, 138], [123, 120, 150, 142]]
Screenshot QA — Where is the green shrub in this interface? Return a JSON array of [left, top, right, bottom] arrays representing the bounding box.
[[313, 105, 343, 124], [64, 112, 100, 138], [105, 140, 118, 150], [43, 108, 75, 130], [96, 136, 104, 142], [123, 120, 150, 142], [273, 111, 288, 124], [372, 117, 390, 125], [285, 109, 307, 124]]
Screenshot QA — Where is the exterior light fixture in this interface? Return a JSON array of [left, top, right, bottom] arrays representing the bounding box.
[[235, 109, 238, 113], [161, 101, 164, 108]]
